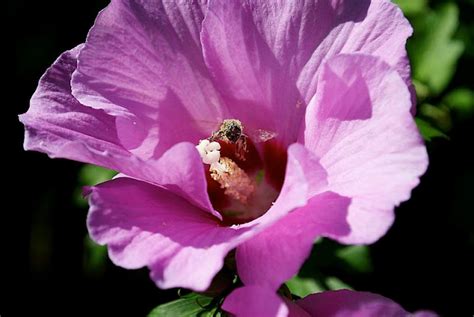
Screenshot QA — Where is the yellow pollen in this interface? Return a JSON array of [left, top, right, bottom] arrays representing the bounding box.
[[210, 157, 255, 204]]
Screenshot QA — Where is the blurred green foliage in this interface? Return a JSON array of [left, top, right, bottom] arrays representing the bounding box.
[[395, 0, 428, 15], [394, 0, 474, 140], [415, 118, 448, 141], [409, 3, 464, 95], [287, 276, 326, 297], [287, 276, 352, 298], [83, 235, 107, 277], [335, 245, 373, 274], [443, 88, 474, 120], [74, 165, 116, 274]]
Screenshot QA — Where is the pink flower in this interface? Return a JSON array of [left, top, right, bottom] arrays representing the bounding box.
[[20, 0, 427, 291], [223, 287, 437, 317]]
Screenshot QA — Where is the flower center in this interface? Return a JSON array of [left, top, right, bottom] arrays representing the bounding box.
[[196, 119, 287, 225], [196, 139, 256, 203]]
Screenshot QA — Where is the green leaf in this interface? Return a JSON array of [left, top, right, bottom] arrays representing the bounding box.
[[335, 246, 373, 274], [287, 275, 353, 298], [409, 3, 464, 95], [443, 88, 474, 120], [394, 0, 428, 16], [148, 293, 214, 317], [286, 276, 326, 298], [199, 307, 224, 317], [325, 277, 353, 291], [415, 118, 449, 141]]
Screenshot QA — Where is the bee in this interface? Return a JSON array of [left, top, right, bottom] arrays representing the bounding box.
[[209, 119, 248, 160]]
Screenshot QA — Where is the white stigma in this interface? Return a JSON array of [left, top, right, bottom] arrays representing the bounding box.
[[196, 140, 223, 165]]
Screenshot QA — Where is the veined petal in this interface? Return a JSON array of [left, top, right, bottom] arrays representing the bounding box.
[[303, 54, 428, 244], [72, 0, 226, 159], [21, 52, 217, 216], [298, 0, 415, 108], [201, 0, 414, 144], [236, 144, 350, 291], [21, 53, 216, 215], [201, 0, 308, 144], [19, 45, 133, 171], [237, 191, 350, 291], [87, 156, 312, 292], [87, 177, 245, 291], [141, 142, 218, 216]]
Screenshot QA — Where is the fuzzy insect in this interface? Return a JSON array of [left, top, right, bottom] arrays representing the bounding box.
[[209, 119, 248, 160]]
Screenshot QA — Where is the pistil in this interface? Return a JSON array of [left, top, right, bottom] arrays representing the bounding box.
[[196, 139, 255, 204]]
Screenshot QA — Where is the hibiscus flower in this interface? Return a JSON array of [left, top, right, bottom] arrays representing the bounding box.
[[20, 0, 427, 292]]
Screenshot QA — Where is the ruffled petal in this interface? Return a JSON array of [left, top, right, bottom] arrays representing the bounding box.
[[139, 142, 218, 216], [298, 0, 414, 108], [87, 177, 246, 291], [236, 144, 350, 290], [72, 0, 226, 159], [87, 152, 312, 291], [19, 46, 220, 214], [237, 191, 350, 291], [303, 54, 427, 244], [19, 45, 133, 170], [222, 286, 289, 317], [201, 0, 414, 144]]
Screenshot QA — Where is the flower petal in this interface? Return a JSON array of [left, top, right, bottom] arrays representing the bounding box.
[[296, 289, 434, 317], [201, 0, 414, 144], [201, 0, 309, 144], [298, 0, 414, 108], [87, 161, 310, 291], [222, 286, 289, 317], [236, 193, 350, 290], [19, 46, 219, 214], [236, 144, 351, 290], [303, 54, 428, 244], [87, 177, 248, 291], [140, 142, 218, 216], [19, 45, 133, 169], [72, 0, 226, 159]]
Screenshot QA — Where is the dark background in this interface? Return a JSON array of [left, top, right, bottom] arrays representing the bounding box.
[[6, 0, 473, 316]]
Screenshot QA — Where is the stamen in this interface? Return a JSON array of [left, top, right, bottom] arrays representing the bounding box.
[[196, 139, 255, 204], [210, 157, 255, 204]]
